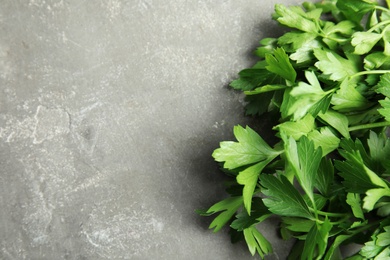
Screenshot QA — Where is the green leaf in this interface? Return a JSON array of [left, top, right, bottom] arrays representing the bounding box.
[[325, 233, 356, 260], [274, 4, 319, 33], [375, 247, 390, 259], [367, 131, 390, 174], [378, 99, 390, 122], [318, 109, 350, 138], [315, 158, 334, 197], [237, 160, 271, 214], [314, 49, 360, 82], [244, 92, 274, 116], [375, 74, 390, 97], [307, 127, 340, 156], [278, 31, 320, 63], [230, 197, 271, 231], [377, 226, 390, 246], [364, 52, 390, 70], [336, 0, 376, 25], [213, 125, 279, 170], [265, 47, 297, 83], [254, 38, 277, 58], [288, 71, 330, 119], [302, 217, 333, 260], [230, 64, 274, 91], [282, 217, 315, 233], [244, 84, 287, 95], [260, 174, 313, 219], [363, 188, 390, 212], [336, 144, 388, 193], [197, 196, 243, 232], [274, 113, 316, 140], [360, 241, 383, 258], [346, 193, 365, 219], [285, 135, 322, 203], [351, 32, 383, 55], [243, 226, 273, 257], [331, 78, 371, 112]]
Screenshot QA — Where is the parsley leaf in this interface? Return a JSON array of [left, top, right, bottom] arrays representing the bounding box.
[[273, 4, 319, 33], [260, 174, 313, 219], [265, 47, 297, 83], [284, 135, 322, 203], [243, 226, 273, 257], [302, 218, 333, 260], [351, 31, 383, 55], [197, 196, 242, 232], [212, 125, 279, 170], [314, 49, 360, 82]]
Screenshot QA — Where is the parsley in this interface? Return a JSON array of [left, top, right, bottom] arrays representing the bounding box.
[[198, 0, 390, 259]]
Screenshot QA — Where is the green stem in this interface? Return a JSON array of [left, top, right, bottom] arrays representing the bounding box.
[[351, 70, 390, 78], [348, 121, 390, 132], [368, 19, 390, 33], [314, 209, 348, 218], [375, 6, 390, 14]]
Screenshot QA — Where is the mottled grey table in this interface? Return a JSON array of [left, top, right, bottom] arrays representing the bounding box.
[[1, 0, 300, 259]]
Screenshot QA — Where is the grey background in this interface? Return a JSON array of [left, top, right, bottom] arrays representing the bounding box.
[[1, 0, 300, 259]]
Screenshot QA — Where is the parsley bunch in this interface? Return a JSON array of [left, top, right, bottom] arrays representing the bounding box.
[[197, 0, 390, 259]]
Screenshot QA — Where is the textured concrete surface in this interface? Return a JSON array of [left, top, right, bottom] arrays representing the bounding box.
[[1, 0, 300, 259]]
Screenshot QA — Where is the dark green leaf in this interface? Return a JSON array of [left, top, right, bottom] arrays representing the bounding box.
[[230, 197, 271, 231], [302, 217, 333, 260], [260, 174, 313, 219], [315, 158, 334, 197]]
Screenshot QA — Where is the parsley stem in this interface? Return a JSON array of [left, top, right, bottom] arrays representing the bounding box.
[[348, 121, 390, 132], [375, 6, 390, 14], [367, 19, 390, 33], [313, 209, 348, 218], [351, 70, 390, 78]]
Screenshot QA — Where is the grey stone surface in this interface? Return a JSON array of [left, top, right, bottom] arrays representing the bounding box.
[[1, 0, 300, 259]]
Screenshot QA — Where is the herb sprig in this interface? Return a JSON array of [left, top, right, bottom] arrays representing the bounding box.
[[197, 0, 390, 259]]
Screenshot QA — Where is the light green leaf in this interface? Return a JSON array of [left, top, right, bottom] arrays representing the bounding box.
[[274, 114, 316, 140], [363, 188, 390, 211], [331, 78, 370, 112], [288, 71, 330, 119], [285, 135, 322, 203], [213, 125, 278, 170], [364, 52, 390, 70], [237, 160, 271, 214], [351, 32, 383, 55], [265, 47, 297, 82], [244, 84, 287, 95], [319, 109, 350, 138], [197, 196, 243, 232], [260, 174, 313, 219], [346, 193, 365, 219], [274, 4, 319, 33], [243, 226, 273, 257], [377, 226, 390, 246], [314, 49, 360, 82], [307, 127, 340, 156]]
